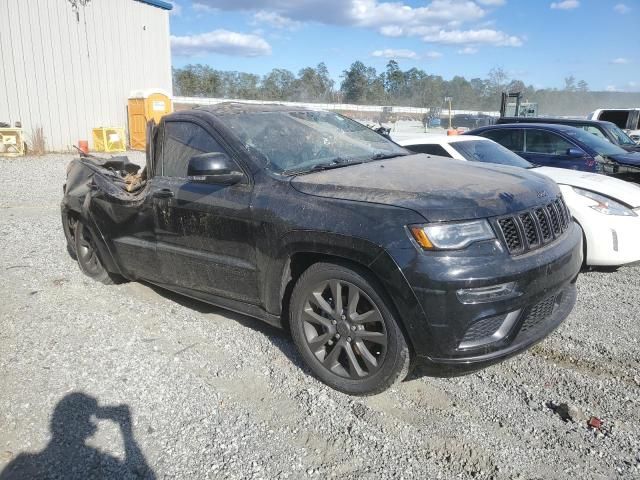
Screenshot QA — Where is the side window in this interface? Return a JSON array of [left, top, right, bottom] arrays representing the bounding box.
[[599, 110, 630, 129], [580, 125, 606, 140], [152, 124, 164, 177], [481, 129, 524, 151], [162, 121, 227, 177], [407, 144, 452, 157], [525, 130, 573, 155]]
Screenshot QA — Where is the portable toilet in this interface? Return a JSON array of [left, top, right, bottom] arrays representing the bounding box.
[[127, 89, 172, 150]]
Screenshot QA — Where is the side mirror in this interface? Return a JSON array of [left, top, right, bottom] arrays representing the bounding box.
[[187, 152, 244, 185], [566, 147, 585, 158]]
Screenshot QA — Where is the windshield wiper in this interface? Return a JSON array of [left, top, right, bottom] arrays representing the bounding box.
[[368, 152, 407, 161], [284, 157, 353, 175]]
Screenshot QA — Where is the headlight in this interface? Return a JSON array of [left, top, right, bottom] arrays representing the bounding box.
[[572, 187, 637, 216], [410, 220, 496, 250]]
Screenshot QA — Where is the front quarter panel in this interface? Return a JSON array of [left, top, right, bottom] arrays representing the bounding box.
[[560, 184, 640, 266], [249, 171, 429, 326]]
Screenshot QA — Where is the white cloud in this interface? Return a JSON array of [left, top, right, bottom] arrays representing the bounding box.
[[192, 0, 523, 47], [458, 46, 478, 54], [550, 0, 579, 10], [192, 2, 216, 13], [610, 57, 630, 64], [613, 3, 631, 14], [605, 85, 618, 92], [171, 30, 272, 57], [371, 48, 419, 59], [253, 11, 302, 29], [421, 28, 522, 46], [424, 51, 443, 58]]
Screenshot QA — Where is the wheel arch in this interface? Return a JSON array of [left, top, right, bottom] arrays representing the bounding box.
[[267, 231, 424, 354], [66, 198, 123, 277]]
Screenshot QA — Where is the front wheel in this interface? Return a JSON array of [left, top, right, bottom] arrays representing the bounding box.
[[289, 262, 410, 395]]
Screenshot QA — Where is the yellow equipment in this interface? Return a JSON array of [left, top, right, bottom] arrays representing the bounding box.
[[92, 127, 126, 153], [127, 89, 172, 150], [0, 128, 25, 157]]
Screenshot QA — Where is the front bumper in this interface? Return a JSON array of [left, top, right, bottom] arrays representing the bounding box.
[[383, 222, 582, 365], [579, 211, 640, 267]]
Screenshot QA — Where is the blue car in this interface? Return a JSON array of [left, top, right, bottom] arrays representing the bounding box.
[[468, 123, 640, 182]]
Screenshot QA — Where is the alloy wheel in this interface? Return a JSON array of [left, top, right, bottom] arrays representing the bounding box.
[[300, 279, 388, 379]]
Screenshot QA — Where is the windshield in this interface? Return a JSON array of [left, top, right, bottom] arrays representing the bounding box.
[[222, 110, 408, 174], [450, 139, 534, 168], [604, 123, 637, 146], [561, 127, 627, 156]]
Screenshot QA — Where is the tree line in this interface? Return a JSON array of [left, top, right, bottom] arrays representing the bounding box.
[[173, 60, 640, 116]]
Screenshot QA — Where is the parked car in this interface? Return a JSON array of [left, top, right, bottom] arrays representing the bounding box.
[[468, 123, 640, 182], [450, 113, 494, 130], [496, 117, 640, 153], [588, 108, 640, 141], [61, 104, 582, 395], [397, 135, 640, 267]]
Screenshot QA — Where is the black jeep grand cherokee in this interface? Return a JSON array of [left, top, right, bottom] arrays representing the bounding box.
[[61, 104, 582, 395]]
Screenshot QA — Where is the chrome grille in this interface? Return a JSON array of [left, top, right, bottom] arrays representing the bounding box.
[[496, 197, 571, 255]]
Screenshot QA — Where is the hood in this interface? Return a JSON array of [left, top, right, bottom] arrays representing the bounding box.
[[620, 144, 640, 153], [535, 166, 640, 208], [290, 155, 559, 222], [609, 152, 640, 167]]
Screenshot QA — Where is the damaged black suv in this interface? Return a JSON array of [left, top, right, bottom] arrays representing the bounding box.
[[61, 104, 582, 395]]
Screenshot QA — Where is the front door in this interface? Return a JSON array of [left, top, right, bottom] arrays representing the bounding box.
[[521, 129, 593, 171], [152, 120, 259, 304]]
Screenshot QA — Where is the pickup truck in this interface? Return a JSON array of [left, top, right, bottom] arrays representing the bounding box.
[[61, 103, 582, 395]]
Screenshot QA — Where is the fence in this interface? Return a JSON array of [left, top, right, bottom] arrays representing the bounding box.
[[172, 97, 500, 117]]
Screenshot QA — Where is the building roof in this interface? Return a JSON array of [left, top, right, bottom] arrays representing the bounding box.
[[135, 0, 173, 10]]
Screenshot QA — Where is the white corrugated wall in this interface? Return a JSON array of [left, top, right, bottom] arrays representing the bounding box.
[[0, 0, 172, 151]]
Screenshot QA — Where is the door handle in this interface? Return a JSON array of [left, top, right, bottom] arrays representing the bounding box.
[[153, 189, 174, 199]]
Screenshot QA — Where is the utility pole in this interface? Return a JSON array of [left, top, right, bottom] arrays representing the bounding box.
[[444, 97, 453, 129]]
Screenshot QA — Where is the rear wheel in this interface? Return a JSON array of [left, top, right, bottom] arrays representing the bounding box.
[[74, 220, 123, 284], [62, 212, 78, 260], [289, 262, 410, 395]]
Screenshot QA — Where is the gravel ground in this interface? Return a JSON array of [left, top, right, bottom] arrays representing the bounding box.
[[1, 153, 639, 480]]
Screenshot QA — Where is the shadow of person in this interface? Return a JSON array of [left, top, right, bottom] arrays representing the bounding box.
[[0, 392, 155, 480]]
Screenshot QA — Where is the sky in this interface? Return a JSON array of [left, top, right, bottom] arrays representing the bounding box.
[[167, 0, 639, 92]]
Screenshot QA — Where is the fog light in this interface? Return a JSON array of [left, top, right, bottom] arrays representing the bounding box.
[[457, 282, 521, 304]]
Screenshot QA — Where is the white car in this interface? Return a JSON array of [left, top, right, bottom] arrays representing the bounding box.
[[395, 134, 640, 267]]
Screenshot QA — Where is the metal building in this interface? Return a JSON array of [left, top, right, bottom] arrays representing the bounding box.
[[0, 0, 172, 152]]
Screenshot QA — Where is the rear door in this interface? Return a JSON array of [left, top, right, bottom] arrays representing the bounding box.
[[152, 119, 259, 303], [478, 127, 525, 155], [522, 129, 593, 171]]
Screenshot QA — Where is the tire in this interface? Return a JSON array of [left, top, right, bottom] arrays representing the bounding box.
[[62, 212, 78, 260], [289, 261, 410, 395], [74, 220, 123, 285]]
